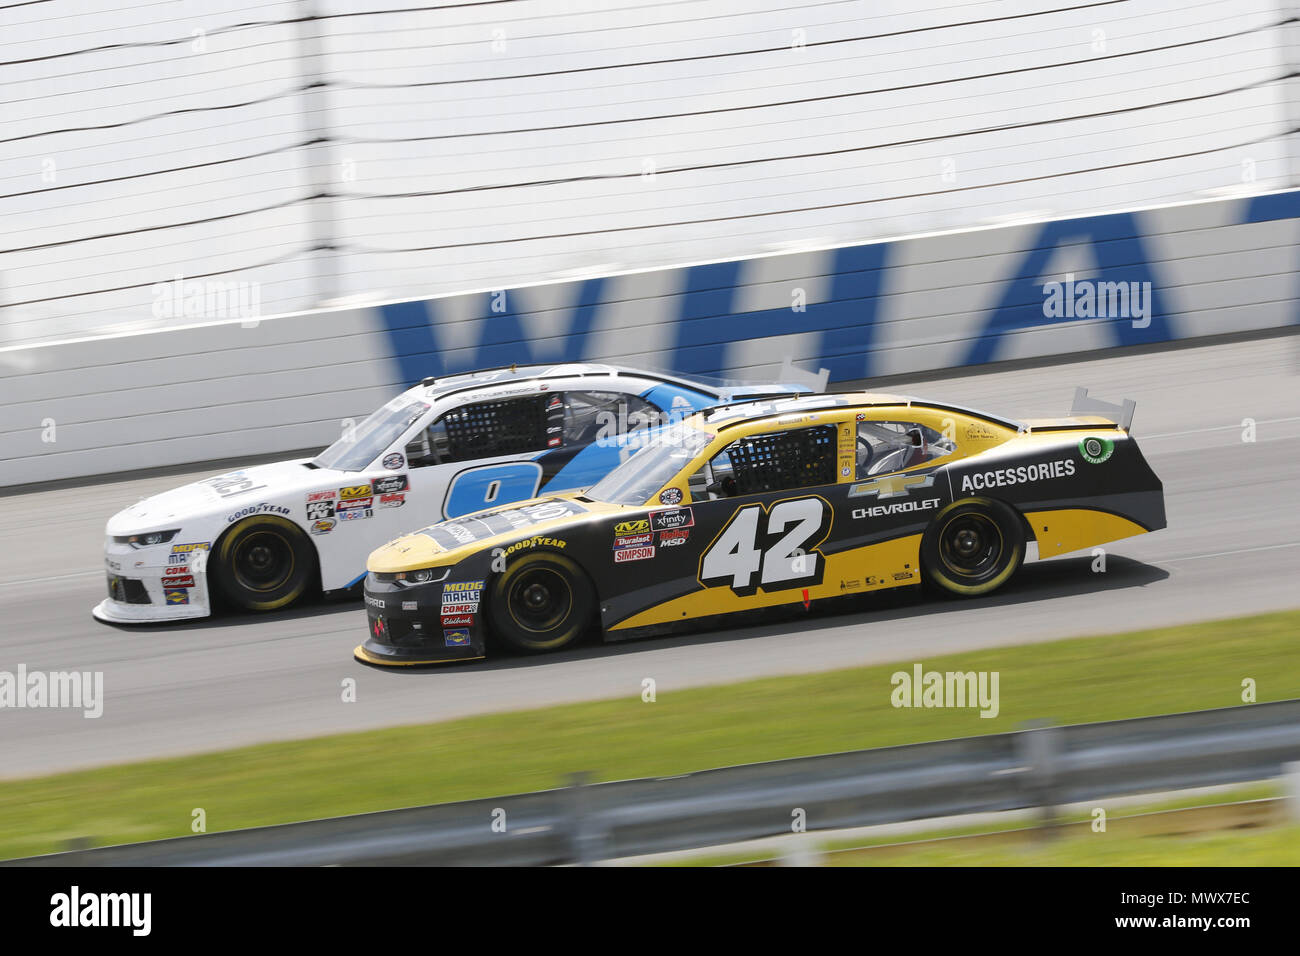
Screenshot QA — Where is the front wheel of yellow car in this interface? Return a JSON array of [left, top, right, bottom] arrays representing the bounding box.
[[212, 516, 316, 612], [490, 552, 594, 654], [921, 498, 1024, 597]]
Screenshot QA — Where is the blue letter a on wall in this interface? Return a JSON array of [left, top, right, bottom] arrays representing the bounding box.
[[964, 211, 1173, 367]]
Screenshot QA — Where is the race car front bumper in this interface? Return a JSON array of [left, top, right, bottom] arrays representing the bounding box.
[[354, 574, 486, 666], [92, 538, 212, 624]]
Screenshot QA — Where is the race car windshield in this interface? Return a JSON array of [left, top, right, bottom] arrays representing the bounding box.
[[313, 399, 431, 471], [585, 425, 712, 505]]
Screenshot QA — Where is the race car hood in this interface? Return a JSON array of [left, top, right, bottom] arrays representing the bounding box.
[[104, 459, 343, 535], [367, 495, 630, 573]]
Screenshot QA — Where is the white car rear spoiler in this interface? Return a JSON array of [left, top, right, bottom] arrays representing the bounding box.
[[1071, 387, 1137, 432]]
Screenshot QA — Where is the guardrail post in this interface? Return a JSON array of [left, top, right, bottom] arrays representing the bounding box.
[[1285, 761, 1300, 823], [1018, 721, 1062, 838], [565, 772, 607, 866], [778, 835, 824, 867]]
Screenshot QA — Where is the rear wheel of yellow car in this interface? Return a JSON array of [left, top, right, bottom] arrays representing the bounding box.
[[490, 552, 594, 654], [921, 498, 1024, 597], [213, 516, 316, 612]]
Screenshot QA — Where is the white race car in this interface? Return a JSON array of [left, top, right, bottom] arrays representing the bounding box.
[[94, 363, 807, 623]]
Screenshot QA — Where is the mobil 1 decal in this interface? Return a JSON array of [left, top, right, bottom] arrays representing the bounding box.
[[699, 495, 831, 597]]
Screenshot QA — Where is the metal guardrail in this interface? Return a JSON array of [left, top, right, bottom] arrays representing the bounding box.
[[9, 699, 1300, 867]]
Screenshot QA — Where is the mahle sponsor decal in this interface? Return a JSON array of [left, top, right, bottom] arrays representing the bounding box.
[[959, 459, 1075, 492], [1079, 436, 1115, 464], [852, 498, 940, 519]]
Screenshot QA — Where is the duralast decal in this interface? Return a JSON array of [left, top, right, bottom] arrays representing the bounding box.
[[960, 459, 1075, 492]]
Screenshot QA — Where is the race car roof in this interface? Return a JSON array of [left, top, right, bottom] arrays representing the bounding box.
[[406, 362, 801, 404], [694, 391, 1027, 432]]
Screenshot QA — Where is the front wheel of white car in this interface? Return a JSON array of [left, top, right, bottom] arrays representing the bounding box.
[[212, 516, 316, 612]]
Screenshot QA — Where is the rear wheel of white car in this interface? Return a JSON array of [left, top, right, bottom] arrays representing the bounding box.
[[489, 552, 594, 654], [921, 498, 1024, 597], [213, 516, 316, 612]]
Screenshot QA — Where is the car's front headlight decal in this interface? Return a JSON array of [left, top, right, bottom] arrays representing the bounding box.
[[114, 529, 182, 549]]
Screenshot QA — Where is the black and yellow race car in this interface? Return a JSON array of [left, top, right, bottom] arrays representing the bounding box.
[[355, 389, 1165, 665]]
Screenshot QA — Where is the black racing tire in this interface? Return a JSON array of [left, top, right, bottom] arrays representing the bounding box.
[[920, 497, 1024, 598], [212, 515, 317, 612], [489, 551, 595, 654]]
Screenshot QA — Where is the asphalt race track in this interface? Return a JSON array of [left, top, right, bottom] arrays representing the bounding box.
[[2, 332, 1298, 778]]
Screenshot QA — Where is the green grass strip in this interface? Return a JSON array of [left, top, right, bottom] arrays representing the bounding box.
[[1, 609, 1297, 860]]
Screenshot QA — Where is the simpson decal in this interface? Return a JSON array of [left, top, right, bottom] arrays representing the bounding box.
[[614, 545, 655, 563]]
